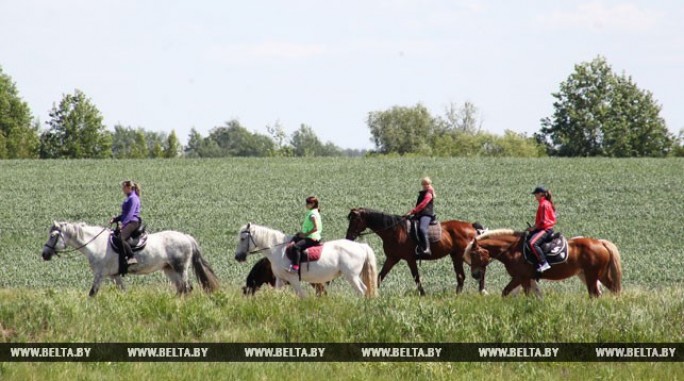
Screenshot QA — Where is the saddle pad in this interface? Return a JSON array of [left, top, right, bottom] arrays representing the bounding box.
[[303, 245, 323, 262], [523, 236, 568, 266], [406, 221, 443, 243]]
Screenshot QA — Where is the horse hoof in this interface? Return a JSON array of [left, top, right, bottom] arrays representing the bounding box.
[[480, 289, 489, 296]]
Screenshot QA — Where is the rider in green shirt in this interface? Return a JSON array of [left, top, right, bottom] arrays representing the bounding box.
[[288, 196, 323, 272]]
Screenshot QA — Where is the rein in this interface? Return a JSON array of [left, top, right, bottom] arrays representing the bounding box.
[[45, 226, 110, 255]]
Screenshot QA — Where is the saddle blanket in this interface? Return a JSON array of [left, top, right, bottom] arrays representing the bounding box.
[[523, 233, 569, 266]]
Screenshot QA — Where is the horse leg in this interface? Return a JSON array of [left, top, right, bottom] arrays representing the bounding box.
[[378, 256, 399, 286], [406, 259, 426, 296], [522, 279, 542, 298], [111, 275, 126, 292], [163, 267, 186, 295], [449, 254, 466, 294], [290, 278, 306, 298], [502, 278, 523, 297], [584, 271, 602, 298], [89, 272, 104, 297], [344, 274, 367, 297]]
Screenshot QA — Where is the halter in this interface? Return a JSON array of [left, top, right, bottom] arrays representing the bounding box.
[[44, 225, 110, 255]]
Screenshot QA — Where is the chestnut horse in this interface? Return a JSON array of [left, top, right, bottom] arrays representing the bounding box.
[[464, 229, 622, 297], [346, 208, 486, 295]]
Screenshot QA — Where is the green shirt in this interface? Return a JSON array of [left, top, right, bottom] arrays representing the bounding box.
[[302, 208, 322, 241]]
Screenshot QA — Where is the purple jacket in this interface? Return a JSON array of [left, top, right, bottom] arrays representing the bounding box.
[[116, 192, 141, 227]]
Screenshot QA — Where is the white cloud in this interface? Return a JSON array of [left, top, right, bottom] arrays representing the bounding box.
[[540, 2, 663, 32]]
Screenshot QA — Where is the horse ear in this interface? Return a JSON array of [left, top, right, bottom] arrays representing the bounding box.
[[246, 222, 251, 229]]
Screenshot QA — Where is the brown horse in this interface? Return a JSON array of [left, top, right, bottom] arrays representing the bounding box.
[[346, 208, 486, 295], [464, 229, 622, 297]]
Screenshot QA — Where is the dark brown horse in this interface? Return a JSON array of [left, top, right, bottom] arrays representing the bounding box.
[[243, 257, 327, 296], [464, 229, 622, 297], [346, 208, 486, 295]]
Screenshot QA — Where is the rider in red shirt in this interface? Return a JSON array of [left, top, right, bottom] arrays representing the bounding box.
[[527, 186, 557, 272]]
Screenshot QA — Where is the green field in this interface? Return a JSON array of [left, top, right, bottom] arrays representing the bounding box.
[[0, 158, 683, 380]]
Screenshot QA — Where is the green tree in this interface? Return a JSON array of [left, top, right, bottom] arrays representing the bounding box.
[[40, 89, 112, 158], [0, 66, 40, 158], [145, 131, 166, 158], [266, 121, 292, 157], [130, 129, 148, 159], [185, 128, 204, 158], [538, 56, 672, 157], [367, 104, 435, 155], [290, 124, 325, 157], [672, 128, 684, 157], [164, 130, 181, 158], [207, 120, 274, 157], [111, 124, 137, 158]]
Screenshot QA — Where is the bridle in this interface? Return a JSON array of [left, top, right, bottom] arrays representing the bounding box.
[[44, 225, 110, 256], [239, 229, 289, 256]]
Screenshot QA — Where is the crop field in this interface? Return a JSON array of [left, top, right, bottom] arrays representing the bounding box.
[[0, 157, 683, 380]]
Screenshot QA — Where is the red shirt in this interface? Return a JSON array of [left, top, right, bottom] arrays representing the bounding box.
[[535, 198, 556, 230]]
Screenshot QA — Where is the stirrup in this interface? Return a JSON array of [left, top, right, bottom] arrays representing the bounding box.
[[127, 257, 138, 265]]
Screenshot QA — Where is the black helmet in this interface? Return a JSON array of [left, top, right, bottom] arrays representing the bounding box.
[[531, 186, 547, 194]]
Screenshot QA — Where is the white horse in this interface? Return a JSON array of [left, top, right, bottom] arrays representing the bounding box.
[[41, 221, 220, 296], [234, 223, 378, 298]]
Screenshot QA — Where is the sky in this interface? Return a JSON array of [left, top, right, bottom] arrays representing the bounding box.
[[1, 0, 683, 149]]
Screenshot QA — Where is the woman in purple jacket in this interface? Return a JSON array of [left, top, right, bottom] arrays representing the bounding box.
[[109, 180, 142, 265]]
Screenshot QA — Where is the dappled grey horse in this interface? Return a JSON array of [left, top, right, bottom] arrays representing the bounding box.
[[42, 221, 219, 296]]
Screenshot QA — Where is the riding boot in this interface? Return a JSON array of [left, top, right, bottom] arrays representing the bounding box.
[[421, 230, 431, 256], [533, 243, 549, 272], [288, 247, 301, 272], [123, 241, 137, 265]]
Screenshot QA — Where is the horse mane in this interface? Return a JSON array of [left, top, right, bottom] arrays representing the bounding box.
[[463, 229, 522, 265], [359, 208, 404, 231], [475, 228, 521, 240]]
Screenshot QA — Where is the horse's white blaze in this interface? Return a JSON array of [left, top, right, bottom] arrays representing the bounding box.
[[236, 224, 378, 298]]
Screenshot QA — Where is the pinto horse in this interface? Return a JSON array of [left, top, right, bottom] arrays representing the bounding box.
[[464, 229, 622, 297], [346, 208, 486, 295]]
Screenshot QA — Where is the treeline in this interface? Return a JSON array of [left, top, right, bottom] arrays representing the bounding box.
[[367, 102, 544, 157], [184, 121, 364, 158], [2, 58, 683, 159], [0, 66, 356, 159]]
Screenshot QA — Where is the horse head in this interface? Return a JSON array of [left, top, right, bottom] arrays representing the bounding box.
[[468, 238, 493, 280], [42, 221, 68, 261], [234, 223, 253, 262], [345, 208, 368, 241]]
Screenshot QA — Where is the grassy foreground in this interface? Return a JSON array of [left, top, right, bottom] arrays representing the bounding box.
[[1, 287, 683, 380]]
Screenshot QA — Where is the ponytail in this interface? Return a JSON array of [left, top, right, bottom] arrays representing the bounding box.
[[545, 190, 555, 211], [132, 183, 141, 197], [122, 180, 141, 197]]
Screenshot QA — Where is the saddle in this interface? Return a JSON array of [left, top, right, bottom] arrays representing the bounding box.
[[286, 243, 324, 264], [523, 232, 569, 267], [406, 216, 442, 243], [109, 222, 149, 254]]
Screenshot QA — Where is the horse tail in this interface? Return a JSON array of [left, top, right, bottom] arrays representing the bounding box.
[[600, 239, 622, 294], [361, 244, 378, 298], [190, 237, 220, 293]]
